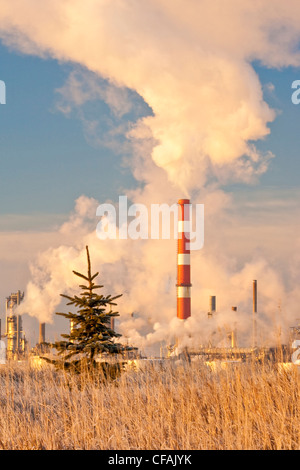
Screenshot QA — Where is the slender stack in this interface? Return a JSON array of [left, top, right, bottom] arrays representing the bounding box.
[[177, 199, 192, 320], [208, 295, 216, 318], [39, 322, 45, 344], [253, 280, 258, 347]]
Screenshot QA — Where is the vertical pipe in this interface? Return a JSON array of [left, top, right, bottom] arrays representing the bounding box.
[[230, 308, 238, 348], [39, 322, 46, 344], [253, 280, 257, 348], [17, 315, 20, 354], [177, 199, 191, 320], [230, 328, 237, 348], [208, 296, 216, 317], [5, 298, 9, 337]]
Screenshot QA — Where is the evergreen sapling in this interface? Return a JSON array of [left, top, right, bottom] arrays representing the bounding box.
[[43, 246, 135, 375]]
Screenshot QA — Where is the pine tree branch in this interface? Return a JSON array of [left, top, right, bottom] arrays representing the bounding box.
[[86, 245, 91, 282], [72, 271, 89, 281]]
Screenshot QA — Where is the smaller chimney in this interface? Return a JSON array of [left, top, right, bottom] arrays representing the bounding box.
[[208, 295, 216, 318], [39, 322, 45, 344]]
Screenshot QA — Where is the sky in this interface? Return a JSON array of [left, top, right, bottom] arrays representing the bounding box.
[[0, 1, 300, 353]]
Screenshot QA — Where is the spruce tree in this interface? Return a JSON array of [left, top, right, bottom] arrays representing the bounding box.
[[44, 246, 134, 375]]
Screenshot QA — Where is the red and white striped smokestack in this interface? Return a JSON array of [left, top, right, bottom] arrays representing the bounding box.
[[177, 199, 191, 320]]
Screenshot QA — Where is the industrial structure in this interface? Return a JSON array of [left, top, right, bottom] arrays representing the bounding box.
[[208, 295, 216, 318], [39, 322, 46, 344], [5, 291, 27, 359], [177, 199, 192, 320], [172, 198, 297, 365]]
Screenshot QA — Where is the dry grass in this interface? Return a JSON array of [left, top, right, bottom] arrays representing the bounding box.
[[0, 359, 299, 450]]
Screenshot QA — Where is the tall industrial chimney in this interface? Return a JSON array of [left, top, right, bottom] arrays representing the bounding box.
[[177, 199, 191, 320]]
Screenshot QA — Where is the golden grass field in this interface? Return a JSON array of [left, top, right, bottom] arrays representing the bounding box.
[[0, 359, 298, 450]]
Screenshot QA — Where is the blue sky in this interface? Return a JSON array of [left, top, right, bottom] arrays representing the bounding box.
[[0, 42, 142, 221], [252, 63, 300, 188]]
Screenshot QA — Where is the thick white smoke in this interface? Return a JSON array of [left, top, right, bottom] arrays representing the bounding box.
[[1, 0, 300, 352], [0, 0, 285, 190]]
